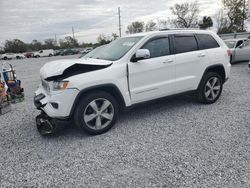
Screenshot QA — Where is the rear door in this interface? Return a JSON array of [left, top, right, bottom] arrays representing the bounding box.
[[173, 34, 209, 92], [128, 36, 176, 104]]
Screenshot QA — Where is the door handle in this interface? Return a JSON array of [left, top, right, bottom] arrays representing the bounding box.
[[163, 59, 174, 64], [198, 53, 206, 58]]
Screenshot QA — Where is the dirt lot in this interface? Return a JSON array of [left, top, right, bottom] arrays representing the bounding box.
[[0, 56, 250, 187]]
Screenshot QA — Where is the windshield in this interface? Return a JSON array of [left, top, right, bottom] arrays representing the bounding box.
[[86, 36, 143, 61], [225, 41, 236, 48], [83, 45, 106, 59]]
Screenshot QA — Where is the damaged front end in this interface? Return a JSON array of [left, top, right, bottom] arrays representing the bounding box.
[[34, 93, 57, 135], [36, 113, 58, 135], [34, 58, 112, 135]]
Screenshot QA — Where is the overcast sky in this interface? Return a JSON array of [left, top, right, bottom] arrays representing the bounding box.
[[0, 0, 224, 44]]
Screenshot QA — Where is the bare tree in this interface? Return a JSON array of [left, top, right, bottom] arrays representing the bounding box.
[[170, 1, 200, 28], [214, 9, 230, 34], [126, 21, 145, 34], [222, 0, 249, 32], [145, 20, 158, 31], [97, 34, 111, 45], [111, 33, 119, 40], [44, 38, 57, 49], [157, 19, 172, 30]]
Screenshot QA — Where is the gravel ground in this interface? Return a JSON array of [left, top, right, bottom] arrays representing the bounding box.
[[0, 56, 250, 187]]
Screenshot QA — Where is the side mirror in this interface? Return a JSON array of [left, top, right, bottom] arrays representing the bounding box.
[[132, 49, 150, 62]]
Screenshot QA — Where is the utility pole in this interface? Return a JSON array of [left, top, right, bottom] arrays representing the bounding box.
[[118, 7, 122, 37], [54, 34, 57, 45], [72, 27, 75, 40]]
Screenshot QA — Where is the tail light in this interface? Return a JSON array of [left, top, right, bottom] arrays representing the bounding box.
[[227, 49, 232, 56]]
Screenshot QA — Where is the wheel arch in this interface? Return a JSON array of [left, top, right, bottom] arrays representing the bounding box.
[[201, 64, 226, 84], [69, 84, 126, 118]]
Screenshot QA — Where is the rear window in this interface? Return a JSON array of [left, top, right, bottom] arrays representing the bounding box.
[[196, 34, 220, 49], [174, 35, 198, 54]]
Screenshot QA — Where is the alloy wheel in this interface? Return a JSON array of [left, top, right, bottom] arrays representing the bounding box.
[[83, 98, 114, 130], [204, 77, 221, 101]]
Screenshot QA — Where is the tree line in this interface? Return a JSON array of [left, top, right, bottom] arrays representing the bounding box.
[[126, 0, 248, 34], [0, 33, 119, 54], [1, 0, 248, 54]]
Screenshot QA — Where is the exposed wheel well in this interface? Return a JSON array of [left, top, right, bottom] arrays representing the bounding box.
[[204, 65, 226, 83], [70, 84, 126, 117]]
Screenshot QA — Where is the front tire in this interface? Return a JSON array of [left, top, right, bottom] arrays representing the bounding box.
[[197, 72, 223, 104], [74, 91, 119, 135]]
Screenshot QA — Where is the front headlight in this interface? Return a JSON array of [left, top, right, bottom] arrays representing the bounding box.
[[53, 81, 69, 90]]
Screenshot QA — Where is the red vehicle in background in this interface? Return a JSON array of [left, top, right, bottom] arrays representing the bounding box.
[[25, 52, 34, 58]]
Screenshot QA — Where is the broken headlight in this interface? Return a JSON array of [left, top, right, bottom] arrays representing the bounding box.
[[53, 81, 69, 90]]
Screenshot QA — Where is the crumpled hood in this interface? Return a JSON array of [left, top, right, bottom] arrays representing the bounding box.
[[40, 58, 112, 80]]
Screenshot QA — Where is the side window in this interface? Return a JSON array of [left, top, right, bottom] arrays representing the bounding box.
[[196, 34, 220, 50], [142, 37, 170, 58], [174, 35, 198, 54], [39, 50, 43, 53], [235, 40, 243, 48]]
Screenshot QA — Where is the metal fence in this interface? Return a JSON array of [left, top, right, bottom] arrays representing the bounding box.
[[219, 32, 250, 40]]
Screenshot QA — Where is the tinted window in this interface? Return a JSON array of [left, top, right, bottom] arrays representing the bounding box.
[[142, 37, 170, 58], [196, 34, 220, 49], [174, 36, 198, 54], [235, 40, 243, 48]]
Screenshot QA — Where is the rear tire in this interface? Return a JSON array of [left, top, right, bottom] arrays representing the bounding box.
[[74, 91, 119, 135], [197, 72, 223, 104]]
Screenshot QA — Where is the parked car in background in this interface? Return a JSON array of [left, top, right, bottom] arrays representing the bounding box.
[[25, 52, 34, 58], [34, 30, 231, 135], [34, 49, 54, 58], [224, 38, 250, 63], [1, 53, 25, 60], [79, 46, 105, 58], [54, 50, 63, 56], [60, 49, 79, 56], [80, 48, 93, 55], [15, 53, 26, 59]]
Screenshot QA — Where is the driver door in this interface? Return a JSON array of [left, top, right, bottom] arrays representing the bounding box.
[[128, 37, 176, 104], [234, 40, 250, 61]]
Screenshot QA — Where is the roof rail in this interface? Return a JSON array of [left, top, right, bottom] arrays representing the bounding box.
[[160, 28, 200, 31]]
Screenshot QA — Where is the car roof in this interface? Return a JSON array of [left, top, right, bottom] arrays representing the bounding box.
[[123, 29, 216, 38]]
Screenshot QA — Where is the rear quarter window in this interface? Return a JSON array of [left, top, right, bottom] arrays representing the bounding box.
[[196, 34, 220, 50], [174, 35, 198, 54]]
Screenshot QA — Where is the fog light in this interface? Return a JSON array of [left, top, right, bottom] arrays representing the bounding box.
[[50, 102, 59, 109]]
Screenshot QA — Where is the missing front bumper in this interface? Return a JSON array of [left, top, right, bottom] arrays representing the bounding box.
[[36, 113, 58, 135]]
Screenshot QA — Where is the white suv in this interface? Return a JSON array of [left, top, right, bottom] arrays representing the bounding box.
[[34, 30, 231, 135]]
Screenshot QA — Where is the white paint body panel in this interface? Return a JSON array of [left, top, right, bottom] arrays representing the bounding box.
[[35, 30, 231, 118], [34, 49, 54, 57]]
